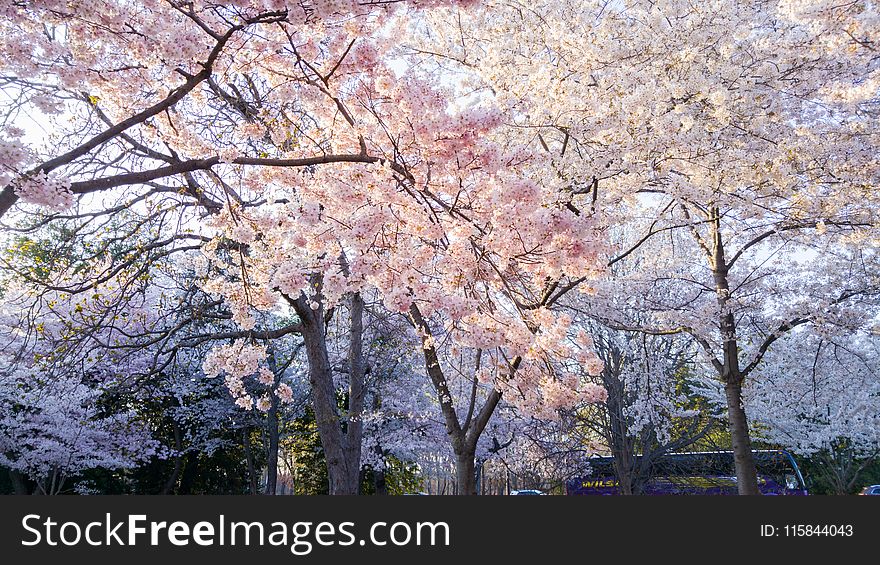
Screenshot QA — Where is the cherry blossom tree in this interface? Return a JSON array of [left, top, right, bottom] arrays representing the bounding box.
[[0, 0, 487, 219], [414, 0, 880, 494], [709, 330, 880, 457], [693, 329, 880, 493], [553, 324, 718, 494], [0, 368, 160, 494], [2, 0, 612, 495], [5, 0, 878, 497], [0, 280, 163, 494], [0, 210, 297, 493]]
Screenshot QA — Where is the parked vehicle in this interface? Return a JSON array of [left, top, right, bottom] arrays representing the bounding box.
[[566, 450, 808, 495]]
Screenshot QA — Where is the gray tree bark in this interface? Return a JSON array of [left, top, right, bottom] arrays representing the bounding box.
[[161, 421, 183, 495], [708, 209, 759, 495], [265, 350, 281, 495], [291, 286, 365, 495], [242, 428, 259, 495], [409, 304, 503, 495]]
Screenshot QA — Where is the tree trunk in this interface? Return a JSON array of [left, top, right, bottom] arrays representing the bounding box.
[[161, 421, 183, 495], [242, 428, 259, 495], [725, 381, 760, 495], [265, 350, 281, 496], [612, 454, 634, 495], [455, 451, 477, 495], [374, 465, 388, 495], [293, 289, 364, 495], [333, 459, 361, 495], [371, 394, 388, 496], [409, 304, 504, 497], [343, 292, 366, 495], [709, 210, 760, 495], [297, 299, 350, 494], [9, 469, 28, 495], [604, 348, 635, 495], [265, 400, 279, 495], [178, 452, 198, 494]]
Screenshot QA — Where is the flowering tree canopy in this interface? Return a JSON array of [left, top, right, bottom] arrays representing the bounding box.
[[1, 0, 879, 495]]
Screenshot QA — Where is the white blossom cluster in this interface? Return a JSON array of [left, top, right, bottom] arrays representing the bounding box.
[[14, 171, 75, 211]]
